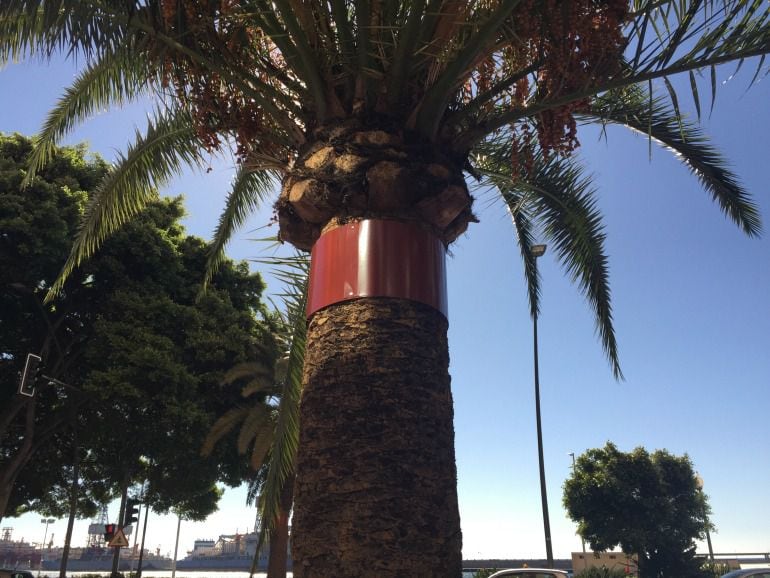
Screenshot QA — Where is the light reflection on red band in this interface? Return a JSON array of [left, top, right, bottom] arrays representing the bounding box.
[[306, 220, 448, 319]]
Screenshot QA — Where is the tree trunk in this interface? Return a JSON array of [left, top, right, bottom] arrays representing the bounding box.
[[0, 397, 27, 447], [60, 429, 80, 578], [0, 400, 36, 519], [265, 476, 293, 578], [291, 298, 462, 578], [276, 124, 472, 577]]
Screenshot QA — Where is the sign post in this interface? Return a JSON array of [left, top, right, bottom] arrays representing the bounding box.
[[107, 528, 129, 548]]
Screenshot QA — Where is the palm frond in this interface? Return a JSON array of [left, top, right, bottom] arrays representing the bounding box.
[[414, 0, 521, 138], [45, 107, 207, 301], [630, 1, 770, 80], [385, 0, 427, 108], [271, 0, 331, 118], [579, 85, 762, 236], [474, 138, 622, 379], [511, 209, 542, 321], [0, 0, 128, 62], [201, 406, 252, 457], [461, 2, 770, 146], [253, 251, 308, 549], [221, 361, 274, 386], [201, 166, 278, 293], [220, 361, 280, 400], [328, 0, 357, 103], [23, 46, 153, 185], [236, 404, 273, 456]]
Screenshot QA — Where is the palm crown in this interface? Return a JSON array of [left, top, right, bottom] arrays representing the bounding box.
[[1, 0, 765, 374]]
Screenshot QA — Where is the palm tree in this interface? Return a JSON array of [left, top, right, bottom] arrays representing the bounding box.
[[202, 252, 307, 578], [1, 2, 766, 576]]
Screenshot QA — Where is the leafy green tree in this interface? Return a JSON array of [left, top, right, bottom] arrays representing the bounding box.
[[0, 132, 110, 519], [1, 134, 273, 529], [564, 443, 713, 578], [70, 198, 272, 518], [1, 3, 767, 576]]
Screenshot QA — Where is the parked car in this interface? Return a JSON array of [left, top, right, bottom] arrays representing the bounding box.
[[0, 570, 35, 578], [488, 569, 570, 578], [720, 569, 770, 578]]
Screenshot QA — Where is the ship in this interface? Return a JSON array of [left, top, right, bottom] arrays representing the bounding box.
[[37, 503, 173, 572], [175, 532, 290, 571], [40, 546, 174, 572], [1, 528, 40, 569]]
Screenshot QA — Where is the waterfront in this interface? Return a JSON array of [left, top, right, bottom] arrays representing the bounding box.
[[33, 571, 485, 578]]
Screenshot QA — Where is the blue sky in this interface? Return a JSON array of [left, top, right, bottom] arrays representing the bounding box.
[[1, 55, 768, 562]]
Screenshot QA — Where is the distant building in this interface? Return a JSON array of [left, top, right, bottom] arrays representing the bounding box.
[[572, 551, 637, 575]]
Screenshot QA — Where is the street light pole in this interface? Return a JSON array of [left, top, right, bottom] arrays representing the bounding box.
[[569, 452, 586, 553], [695, 474, 715, 561], [38, 518, 55, 578], [532, 244, 553, 568]]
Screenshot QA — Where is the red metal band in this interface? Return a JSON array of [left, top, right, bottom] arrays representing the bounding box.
[[306, 219, 448, 319]]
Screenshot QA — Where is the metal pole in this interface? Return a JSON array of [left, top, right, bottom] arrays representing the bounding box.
[[129, 501, 140, 577], [695, 474, 715, 561], [705, 527, 714, 561], [530, 245, 553, 567], [38, 519, 53, 578], [136, 503, 150, 578], [171, 514, 182, 578], [534, 309, 554, 567]]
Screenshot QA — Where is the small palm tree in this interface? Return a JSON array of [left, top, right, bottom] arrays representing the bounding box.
[[203, 359, 279, 470], [203, 252, 307, 578], [1, 2, 766, 576]]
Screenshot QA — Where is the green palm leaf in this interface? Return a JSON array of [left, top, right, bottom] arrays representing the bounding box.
[[202, 166, 279, 293], [475, 140, 621, 378], [461, 2, 770, 144], [237, 404, 274, 458], [0, 0, 129, 61], [252, 252, 308, 554], [579, 85, 762, 236], [23, 46, 153, 185], [201, 406, 253, 457], [45, 107, 207, 300]]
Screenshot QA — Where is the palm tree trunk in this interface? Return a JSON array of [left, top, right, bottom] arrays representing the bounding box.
[[291, 297, 462, 578], [265, 476, 293, 578]]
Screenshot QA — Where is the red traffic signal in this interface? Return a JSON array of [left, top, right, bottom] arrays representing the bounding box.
[[103, 524, 116, 541]]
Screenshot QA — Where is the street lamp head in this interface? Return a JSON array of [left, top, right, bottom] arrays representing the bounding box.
[[532, 244, 547, 258]]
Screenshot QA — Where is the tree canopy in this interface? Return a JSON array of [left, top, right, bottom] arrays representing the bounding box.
[[0, 132, 275, 522], [563, 442, 713, 578]]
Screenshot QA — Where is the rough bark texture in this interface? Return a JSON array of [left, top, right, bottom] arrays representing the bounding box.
[[292, 298, 462, 578], [275, 122, 476, 251], [265, 475, 293, 578]]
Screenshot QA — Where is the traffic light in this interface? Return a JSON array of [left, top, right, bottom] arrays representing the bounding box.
[[18, 353, 42, 397], [103, 524, 116, 542], [125, 498, 140, 526]]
